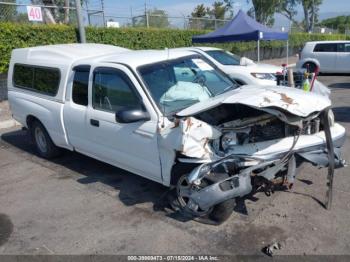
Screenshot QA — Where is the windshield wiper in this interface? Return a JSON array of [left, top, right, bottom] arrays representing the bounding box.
[[216, 84, 237, 96]]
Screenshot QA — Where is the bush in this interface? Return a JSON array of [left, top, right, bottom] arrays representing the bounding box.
[[0, 23, 76, 73], [1, 23, 349, 73]]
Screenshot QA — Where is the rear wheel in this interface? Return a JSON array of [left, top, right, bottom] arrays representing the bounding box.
[[31, 120, 62, 159], [302, 62, 317, 73], [174, 173, 236, 224]]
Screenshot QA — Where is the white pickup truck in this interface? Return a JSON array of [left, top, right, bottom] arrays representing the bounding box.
[[8, 44, 346, 224]]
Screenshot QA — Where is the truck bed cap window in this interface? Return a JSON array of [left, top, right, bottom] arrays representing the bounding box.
[[13, 64, 60, 96]]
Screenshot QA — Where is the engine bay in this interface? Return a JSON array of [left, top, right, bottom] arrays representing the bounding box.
[[192, 104, 323, 155]]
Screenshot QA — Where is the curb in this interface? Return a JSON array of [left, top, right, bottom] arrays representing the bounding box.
[[0, 119, 21, 130]]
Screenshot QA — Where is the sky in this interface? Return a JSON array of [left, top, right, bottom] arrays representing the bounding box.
[[98, 0, 350, 26]]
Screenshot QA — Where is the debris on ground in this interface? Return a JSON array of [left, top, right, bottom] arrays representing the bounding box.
[[262, 242, 282, 257]]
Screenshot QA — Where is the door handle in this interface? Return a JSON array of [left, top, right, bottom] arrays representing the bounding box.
[[90, 119, 99, 127]]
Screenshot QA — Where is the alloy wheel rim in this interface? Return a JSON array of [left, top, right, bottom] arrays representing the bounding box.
[[35, 127, 47, 153]]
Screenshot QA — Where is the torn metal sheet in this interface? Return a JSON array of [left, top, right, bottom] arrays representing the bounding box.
[[297, 148, 345, 168], [159, 117, 221, 160], [157, 117, 222, 185], [177, 85, 331, 118]]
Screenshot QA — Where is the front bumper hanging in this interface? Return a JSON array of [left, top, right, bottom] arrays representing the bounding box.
[[185, 108, 345, 211]]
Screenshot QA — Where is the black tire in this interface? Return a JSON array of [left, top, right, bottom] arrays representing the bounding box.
[[30, 120, 62, 159], [208, 198, 236, 224], [302, 62, 317, 73]]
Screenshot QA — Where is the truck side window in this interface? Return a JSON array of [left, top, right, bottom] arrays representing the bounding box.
[[92, 67, 141, 112], [13, 64, 60, 96], [72, 65, 90, 106]]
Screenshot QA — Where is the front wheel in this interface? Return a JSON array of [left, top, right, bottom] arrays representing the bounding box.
[[174, 174, 236, 225]]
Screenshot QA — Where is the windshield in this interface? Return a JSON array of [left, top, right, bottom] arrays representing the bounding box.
[[138, 56, 237, 115], [205, 50, 241, 66]]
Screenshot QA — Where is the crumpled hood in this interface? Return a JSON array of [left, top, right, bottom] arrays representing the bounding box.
[[176, 85, 331, 118]]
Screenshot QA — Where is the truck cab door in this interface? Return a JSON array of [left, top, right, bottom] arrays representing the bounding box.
[[85, 64, 162, 183], [63, 65, 91, 151]]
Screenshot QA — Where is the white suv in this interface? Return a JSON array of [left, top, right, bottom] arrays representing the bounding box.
[[175, 47, 282, 86], [297, 40, 350, 73]]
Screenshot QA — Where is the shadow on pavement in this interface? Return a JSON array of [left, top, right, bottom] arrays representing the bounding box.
[[0, 128, 264, 221], [333, 106, 350, 123], [320, 73, 350, 77], [328, 83, 350, 89], [0, 129, 173, 214], [0, 128, 327, 221], [284, 191, 326, 209]]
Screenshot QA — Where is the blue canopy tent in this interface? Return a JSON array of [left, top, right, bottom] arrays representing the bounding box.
[[192, 10, 289, 63]]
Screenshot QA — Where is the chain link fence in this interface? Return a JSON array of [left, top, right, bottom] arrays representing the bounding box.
[[103, 14, 230, 30], [289, 25, 341, 35], [0, 1, 104, 27], [0, 1, 347, 33]]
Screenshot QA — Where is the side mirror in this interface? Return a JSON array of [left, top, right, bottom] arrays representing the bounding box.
[[115, 107, 150, 123]]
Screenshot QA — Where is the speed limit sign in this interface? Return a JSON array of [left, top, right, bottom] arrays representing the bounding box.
[[26, 6, 43, 22]]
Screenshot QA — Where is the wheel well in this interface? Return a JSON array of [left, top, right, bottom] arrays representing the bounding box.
[[26, 115, 40, 129], [302, 61, 316, 68], [170, 161, 199, 186]]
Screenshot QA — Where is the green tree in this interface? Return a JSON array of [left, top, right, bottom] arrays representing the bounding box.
[[191, 4, 207, 18], [135, 8, 170, 28], [319, 15, 350, 34], [207, 1, 227, 20], [277, 0, 299, 24], [277, 0, 305, 31], [223, 0, 235, 18], [207, 0, 234, 19], [206, 1, 227, 29], [247, 0, 279, 26], [189, 1, 233, 29], [189, 4, 207, 29], [301, 0, 322, 32], [31, 0, 85, 24], [148, 9, 170, 28]]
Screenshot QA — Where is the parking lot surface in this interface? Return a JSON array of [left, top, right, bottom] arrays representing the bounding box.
[[0, 75, 349, 255]]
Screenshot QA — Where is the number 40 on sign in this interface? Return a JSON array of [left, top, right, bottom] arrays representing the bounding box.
[[27, 6, 43, 22]]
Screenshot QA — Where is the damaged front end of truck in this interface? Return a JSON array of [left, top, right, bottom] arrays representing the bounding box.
[[159, 86, 346, 222]]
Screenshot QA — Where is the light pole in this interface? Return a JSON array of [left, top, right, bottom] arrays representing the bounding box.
[[75, 0, 86, 43], [311, 0, 315, 32]]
